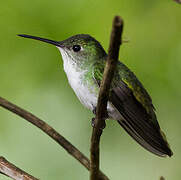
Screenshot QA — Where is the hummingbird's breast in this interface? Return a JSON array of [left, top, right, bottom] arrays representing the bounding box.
[[63, 59, 121, 120], [58, 48, 121, 120], [65, 64, 98, 110], [59, 48, 98, 110]]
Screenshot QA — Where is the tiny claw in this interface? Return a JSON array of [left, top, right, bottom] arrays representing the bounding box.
[[92, 107, 96, 115], [101, 120, 106, 130], [91, 117, 95, 127], [91, 118, 106, 130]]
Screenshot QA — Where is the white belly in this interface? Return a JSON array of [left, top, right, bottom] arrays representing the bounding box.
[[58, 48, 121, 120], [65, 66, 98, 110], [59, 48, 97, 110], [63, 61, 121, 120]]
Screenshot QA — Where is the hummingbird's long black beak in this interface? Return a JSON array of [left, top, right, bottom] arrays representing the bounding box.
[[18, 34, 64, 47]]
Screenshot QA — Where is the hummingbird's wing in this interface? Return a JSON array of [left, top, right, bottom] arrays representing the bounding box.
[[93, 61, 173, 157], [110, 81, 172, 157]]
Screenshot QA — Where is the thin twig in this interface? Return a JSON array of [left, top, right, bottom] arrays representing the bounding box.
[[0, 97, 108, 180], [0, 156, 39, 180], [174, 0, 181, 4], [90, 16, 124, 180]]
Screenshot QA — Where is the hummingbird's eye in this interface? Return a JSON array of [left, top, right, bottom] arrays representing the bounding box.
[[72, 45, 81, 52]]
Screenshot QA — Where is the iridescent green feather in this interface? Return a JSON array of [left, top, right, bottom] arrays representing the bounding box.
[[93, 60, 158, 125]]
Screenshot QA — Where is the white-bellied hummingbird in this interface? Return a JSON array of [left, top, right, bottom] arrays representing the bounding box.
[[18, 34, 173, 157]]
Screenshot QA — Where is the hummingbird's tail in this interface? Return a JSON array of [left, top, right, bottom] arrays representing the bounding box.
[[117, 120, 172, 157]]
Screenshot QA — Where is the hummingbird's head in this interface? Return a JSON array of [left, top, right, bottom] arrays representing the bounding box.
[[58, 34, 107, 64], [18, 34, 107, 66]]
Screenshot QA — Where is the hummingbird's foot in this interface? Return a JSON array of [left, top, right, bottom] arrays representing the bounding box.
[[92, 107, 109, 119], [91, 117, 106, 130], [92, 107, 96, 115], [91, 117, 96, 127], [101, 120, 106, 130]]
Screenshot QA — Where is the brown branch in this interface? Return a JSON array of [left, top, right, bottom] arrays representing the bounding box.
[[160, 176, 165, 180], [174, 0, 181, 4], [90, 16, 124, 180], [0, 156, 39, 180], [0, 97, 108, 180]]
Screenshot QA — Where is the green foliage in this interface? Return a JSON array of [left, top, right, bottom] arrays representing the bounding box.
[[0, 0, 180, 179]]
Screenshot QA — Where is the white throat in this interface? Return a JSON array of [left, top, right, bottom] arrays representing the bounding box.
[[57, 47, 97, 110], [57, 47, 119, 119], [57, 47, 78, 77]]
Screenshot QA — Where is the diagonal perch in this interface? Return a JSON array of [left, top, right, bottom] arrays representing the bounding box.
[[0, 96, 108, 180]]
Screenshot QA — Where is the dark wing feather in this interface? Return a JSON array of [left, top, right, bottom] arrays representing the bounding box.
[[110, 81, 173, 157], [118, 120, 167, 157]]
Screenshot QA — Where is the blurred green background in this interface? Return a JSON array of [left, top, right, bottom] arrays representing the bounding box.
[[0, 0, 180, 179]]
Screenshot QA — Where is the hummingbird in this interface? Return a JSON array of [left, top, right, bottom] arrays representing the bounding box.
[[18, 34, 173, 157]]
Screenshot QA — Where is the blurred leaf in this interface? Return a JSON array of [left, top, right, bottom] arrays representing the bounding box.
[[0, 0, 181, 179]]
